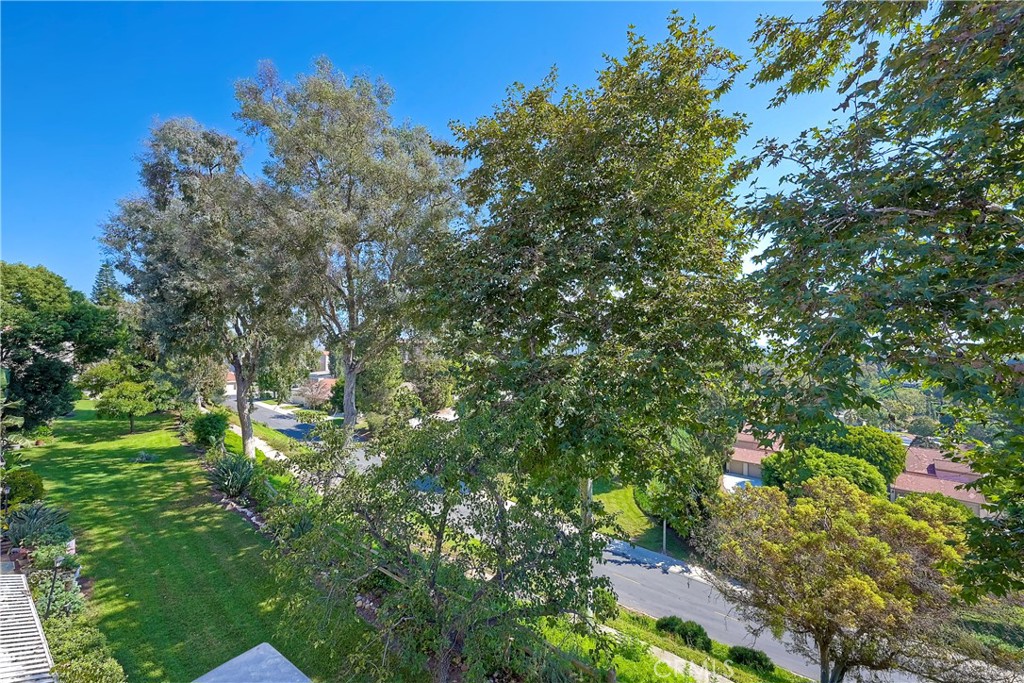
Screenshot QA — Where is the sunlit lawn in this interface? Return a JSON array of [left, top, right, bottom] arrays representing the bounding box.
[[26, 401, 367, 682], [593, 478, 693, 562]]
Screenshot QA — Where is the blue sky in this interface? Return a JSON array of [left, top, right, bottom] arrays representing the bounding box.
[[2, 2, 834, 293]]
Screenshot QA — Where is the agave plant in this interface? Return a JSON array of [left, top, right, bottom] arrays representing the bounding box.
[[206, 455, 254, 498], [4, 502, 71, 547]]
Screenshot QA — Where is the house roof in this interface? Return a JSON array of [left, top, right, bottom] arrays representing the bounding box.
[[892, 471, 986, 506], [225, 370, 236, 383], [729, 431, 778, 465], [0, 574, 55, 683]]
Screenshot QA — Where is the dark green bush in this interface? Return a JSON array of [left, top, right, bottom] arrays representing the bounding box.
[[4, 469, 45, 504], [192, 410, 229, 449], [728, 645, 774, 674], [207, 454, 254, 497], [655, 615, 684, 634], [654, 615, 712, 652]]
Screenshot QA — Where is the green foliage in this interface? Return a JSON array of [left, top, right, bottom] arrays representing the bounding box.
[[433, 14, 753, 519], [700, 477, 969, 682], [4, 501, 70, 546], [191, 410, 229, 450], [762, 446, 888, 497], [404, 354, 456, 414], [654, 616, 711, 653], [792, 425, 905, 485], [745, 2, 1024, 597], [1, 262, 119, 430], [236, 58, 461, 428], [31, 568, 86, 617], [727, 646, 773, 675], [364, 412, 387, 434], [206, 454, 255, 498], [91, 262, 123, 308], [96, 381, 155, 433], [102, 118, 315, 459], [907, 416, 939, 437], [274, 418, 611, 682], [3, 468, 45, 504], [347, 345, 403, 415]]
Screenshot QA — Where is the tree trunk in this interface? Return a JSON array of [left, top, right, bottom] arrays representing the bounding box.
[[662, 518, 667, 555], [819, 641, 830, 683], [234, 363, 255, 459], [580, 476, 594, 618], [128, 414, 135, 434], [343, 363, 358, 430]]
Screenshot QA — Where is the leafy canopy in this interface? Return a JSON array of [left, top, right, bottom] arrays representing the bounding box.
[[743, 2, 1024, 597]]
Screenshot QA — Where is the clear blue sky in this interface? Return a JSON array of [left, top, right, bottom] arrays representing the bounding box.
[[2, 1, 833, 293]]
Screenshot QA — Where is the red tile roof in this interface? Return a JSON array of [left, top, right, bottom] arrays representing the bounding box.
[[729, 432, 778, 465], [225, 370, 236, 382], [892, 471, 986, 506]]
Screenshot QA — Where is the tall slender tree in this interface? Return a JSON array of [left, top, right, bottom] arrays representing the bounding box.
[[235, 58, 462, 428], [103, 118, 312, 457], [90, 261, 122, 307]]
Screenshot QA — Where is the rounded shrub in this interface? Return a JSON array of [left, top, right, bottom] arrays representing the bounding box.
[[674, 620, 712, 653], [728, 645, 774, 675], [4, 469, 45, 505], [655, 616, 712, 653], [191, 411, 229, 450]]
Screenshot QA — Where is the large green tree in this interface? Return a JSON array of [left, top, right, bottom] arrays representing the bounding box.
[[700, 477, 1017, 683], [90, 262, 123, 307], [271, 417, 609, 683], [0, 263, 118, 429], [744, 2, 1024, 597], [235, 58, 462, 429], [432, 16, 753, 547], [762, 446, 888, 497], [103, 119, 313, 457]]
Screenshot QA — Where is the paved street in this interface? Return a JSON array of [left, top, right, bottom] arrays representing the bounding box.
[[232, 399, 919, 683]]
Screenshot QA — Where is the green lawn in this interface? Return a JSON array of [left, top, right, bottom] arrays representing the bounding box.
[[593, 479, 693, 562], [607, 609, 811, 683], [26, 402, 367, 682]]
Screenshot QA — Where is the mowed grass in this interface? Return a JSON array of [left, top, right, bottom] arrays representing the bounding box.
[[26, 401, 367, 682], [593, 479, 693, 562]]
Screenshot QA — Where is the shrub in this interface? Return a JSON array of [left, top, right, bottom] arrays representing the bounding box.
[[44, 615, 127, 683], [654, 616, 712, 652], [27, 425, 54, 440], [365, 412, 387, 433], [4, 468, 45, 504], [133, 451, 157, 463], [34, 578, 85, 617], [192, 411, 229, 450], [4, 502, 70, 546], [728, 645, 774, 675], [207, 454, 254, 498]]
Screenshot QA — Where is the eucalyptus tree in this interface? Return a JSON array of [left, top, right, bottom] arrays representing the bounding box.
[[235, 58, 462, 428], [431, 15, 753, 527], [744, 2, 1024, 597], [103, 118, 312, 457]]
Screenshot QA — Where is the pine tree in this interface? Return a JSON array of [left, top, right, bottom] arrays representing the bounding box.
[[91, 262, 122, 307]]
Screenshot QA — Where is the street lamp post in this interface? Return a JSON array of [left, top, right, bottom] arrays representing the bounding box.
[[44, 555, 65, 619]]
